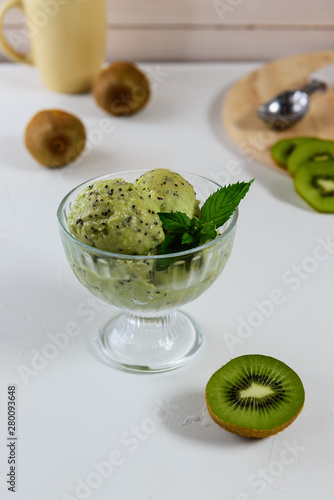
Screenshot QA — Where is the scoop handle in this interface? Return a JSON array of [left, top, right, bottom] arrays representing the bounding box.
[[300, 80, 326, 96], [308, 62, 334, 89]]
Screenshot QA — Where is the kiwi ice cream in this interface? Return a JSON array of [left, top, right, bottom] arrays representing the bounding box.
[[68, 169, 200, 255], [68, 178, 165, 255], [135, 168, 200, 218]]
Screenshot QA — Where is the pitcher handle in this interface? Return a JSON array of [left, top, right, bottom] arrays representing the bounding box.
[[0, 0, 32, 64]]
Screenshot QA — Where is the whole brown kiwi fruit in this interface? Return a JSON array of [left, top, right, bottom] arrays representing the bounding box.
[[25, 109, 86, 167], [93, 61, 151, 116]]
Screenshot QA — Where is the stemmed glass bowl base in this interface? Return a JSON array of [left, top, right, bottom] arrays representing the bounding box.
[[96, 309, 203, 373]]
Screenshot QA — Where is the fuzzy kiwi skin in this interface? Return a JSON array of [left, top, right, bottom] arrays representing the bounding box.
[[25, 109, 86, 168], [93, 61, 151, 116], [205, 394, 304, 438]]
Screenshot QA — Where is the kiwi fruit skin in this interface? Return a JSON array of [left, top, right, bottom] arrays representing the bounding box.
[[205, 398, 303, 438], [271, 137, 318, 169], [25, 109, 86, 168], [287, 139, 334, 176], [294, 160, 334, 213], [205, 354, 305, 439], [93, 61, 151, 116]]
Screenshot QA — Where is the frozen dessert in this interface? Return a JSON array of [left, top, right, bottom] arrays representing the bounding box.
[[67, 178, 165, 255], [57, 169, 242, 373], [61, 169, 237, 312], [134, 168, 200, 218], [68, 169, 199, 255]]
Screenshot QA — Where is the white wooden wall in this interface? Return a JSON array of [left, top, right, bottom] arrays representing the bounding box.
[[0, 0, 333, 62]]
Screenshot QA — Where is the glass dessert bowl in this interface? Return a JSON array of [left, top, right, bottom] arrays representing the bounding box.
[[57, 170, 238, 373]]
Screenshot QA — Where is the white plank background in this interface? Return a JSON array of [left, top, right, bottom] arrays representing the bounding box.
[[0, 0, 333, 61]]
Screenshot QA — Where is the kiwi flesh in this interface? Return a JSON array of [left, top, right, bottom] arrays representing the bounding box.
[[25, 109, 86, 167], [294, 160, 334, 212], [205, 354, 305, 438], [271, 137, 318, 168], [287, 139, 334, 176], [93, 61, 151, 116]]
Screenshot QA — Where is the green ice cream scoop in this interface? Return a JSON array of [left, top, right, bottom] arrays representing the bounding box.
[[135, 168, 200, 218], [67, 179, 165, 255]]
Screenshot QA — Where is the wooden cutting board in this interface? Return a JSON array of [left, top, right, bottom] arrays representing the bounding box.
[[223, 50, 334, 173]]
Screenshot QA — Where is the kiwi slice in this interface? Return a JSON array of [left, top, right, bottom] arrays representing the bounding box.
[[271, 137, 318, 168], [294, 160, 334, 213], [205, 354, 305, 438], [25, 109, 86, 168], [287, 139, 334, 176]]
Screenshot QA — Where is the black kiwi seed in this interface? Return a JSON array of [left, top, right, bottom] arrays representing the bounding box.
[[205, 354, 305, 438]]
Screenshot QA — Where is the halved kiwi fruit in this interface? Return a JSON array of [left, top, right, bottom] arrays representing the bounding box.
[[271, 137, 318, 168], [287, 139, 334, 176], [93, 61, 151, 116], [25, 109, 86, 168], [205, 354, 305, 438], [294, 160, 334, 213]]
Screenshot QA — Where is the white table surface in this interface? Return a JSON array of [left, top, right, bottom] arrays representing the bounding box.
[[1, 62, 333, 500]]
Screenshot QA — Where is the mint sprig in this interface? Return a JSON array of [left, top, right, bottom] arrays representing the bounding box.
[[158, 179, 254, 254], [156, 179, 254, 269]]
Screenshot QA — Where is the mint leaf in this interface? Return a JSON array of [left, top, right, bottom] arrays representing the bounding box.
[[158, 212, 192, 234], [182, 232, 196, 245], [156, 233, 196, 271], [198, 221, 217, 245], [200, 180, 254, 228], [159, 233, 181, 254], [155, 256, 177, 272]]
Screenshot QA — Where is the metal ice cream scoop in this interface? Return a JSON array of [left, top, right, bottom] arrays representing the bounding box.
[[257, 62, 334, 131]]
